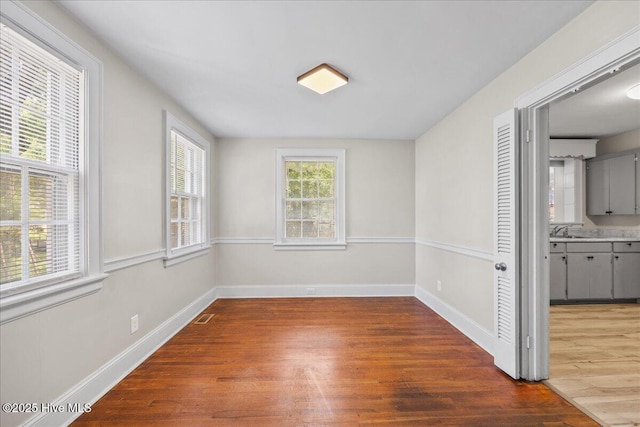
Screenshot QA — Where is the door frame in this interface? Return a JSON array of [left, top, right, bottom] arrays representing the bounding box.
[[514, 26, 640, 381]]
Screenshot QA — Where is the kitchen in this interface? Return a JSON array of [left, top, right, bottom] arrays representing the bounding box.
[[546, 61, 640, 426]]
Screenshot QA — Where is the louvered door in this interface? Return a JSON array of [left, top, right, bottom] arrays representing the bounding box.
[[493, 109, 519, 379]]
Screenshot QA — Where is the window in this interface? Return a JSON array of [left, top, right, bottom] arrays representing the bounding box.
[[275, 148, 345, 250], [164, 111, 210, 266], [549, 157, 583, 224], [0, 2, 104, 323], [549, 162, 563, 222]]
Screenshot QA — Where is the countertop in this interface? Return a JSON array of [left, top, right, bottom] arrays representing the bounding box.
[[550, 237, 640, 242]]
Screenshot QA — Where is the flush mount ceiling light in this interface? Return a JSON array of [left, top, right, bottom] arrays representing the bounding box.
[[626, 83, 640, 100], [297, 63, 348, 95]]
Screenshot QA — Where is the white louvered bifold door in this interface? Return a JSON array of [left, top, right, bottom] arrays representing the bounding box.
[[493, 109, 519, 379]]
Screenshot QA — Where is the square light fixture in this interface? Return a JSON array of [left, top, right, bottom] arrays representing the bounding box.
[[297, 63, 348, 95], [627, 83, 640, 100]]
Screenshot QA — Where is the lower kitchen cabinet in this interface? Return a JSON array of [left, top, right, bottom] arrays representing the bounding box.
[[550, 253, 567, 300], [551, 240, 639, 303], [613, 253, 640, 299], [567, 253, 612, 299]]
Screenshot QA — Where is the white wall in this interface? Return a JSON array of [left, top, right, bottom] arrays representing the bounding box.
[[415, 1, 640, 332], [0, 2, 217, 426], [596, 128, 640, 156], [215, 138, 415, 288], [584, 128, 640, 229]]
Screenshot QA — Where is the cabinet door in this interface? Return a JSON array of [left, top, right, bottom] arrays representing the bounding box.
[[636, 154, 640, 215], [567, 254, 591, 299], [587, 159, 608, 215], [613, 253, 640, 298], [608, 154, 636, 215], [550, 254, 567, 301], [567, 254, 612, 299], [588, 254, 613, 299]]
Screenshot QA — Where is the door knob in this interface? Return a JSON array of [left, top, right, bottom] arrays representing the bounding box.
[[494, 262, 507, 271]]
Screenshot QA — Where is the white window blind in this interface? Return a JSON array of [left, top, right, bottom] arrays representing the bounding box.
[[0, 22, 82, 289], [169, 131, 204, 250]]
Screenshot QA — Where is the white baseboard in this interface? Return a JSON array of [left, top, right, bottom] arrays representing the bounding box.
[[216, 283, 415, 298], [414, 285, 495, 356], [25, 288, 217, 427]]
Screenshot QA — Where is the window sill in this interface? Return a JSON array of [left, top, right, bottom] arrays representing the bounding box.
[[164, 245, 211, 267], [273, 242, 347, 251], [0, 273, 108, 324]]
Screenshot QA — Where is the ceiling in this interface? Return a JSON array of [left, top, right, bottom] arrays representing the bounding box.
[[57, 1, 594, 140], [550, 62, 640, 138]]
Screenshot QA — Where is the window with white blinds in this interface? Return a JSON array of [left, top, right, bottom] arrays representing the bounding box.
[[169, 131, 204, 249], [0, 21, 82, 289], [164, 111, 210, 266]]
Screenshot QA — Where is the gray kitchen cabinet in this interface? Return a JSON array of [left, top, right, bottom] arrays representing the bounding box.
[[551, 240, 639, 302], [566, 242, 613, 300], [567, 254, 612, 299], [613, 242, 640, 299], [587, 152, 637, 215], [637, 155, 640, 213], [550, 253, 567, 300], [587, 159, 608, 215], [609, 154, 637, 214]]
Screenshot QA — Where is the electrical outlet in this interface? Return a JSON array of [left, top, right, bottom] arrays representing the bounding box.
[[130, 314, 139, 334], [306, 287, 316, 295], [437, 280, 442, 292]]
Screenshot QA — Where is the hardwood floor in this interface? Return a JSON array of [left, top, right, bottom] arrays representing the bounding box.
[[547, 304, 640, 427], [74, 298, 595, 426]]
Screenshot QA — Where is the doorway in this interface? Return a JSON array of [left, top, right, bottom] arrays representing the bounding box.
[[515, 27, 640, 384], [544, 61, 640, 426]]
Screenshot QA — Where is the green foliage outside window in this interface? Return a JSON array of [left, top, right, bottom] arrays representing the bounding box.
[[284, 161, 336, 239]]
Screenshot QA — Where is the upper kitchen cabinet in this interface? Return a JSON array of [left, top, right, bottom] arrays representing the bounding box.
[[587, 150, 638, 215], [637, 151, 640, 210]]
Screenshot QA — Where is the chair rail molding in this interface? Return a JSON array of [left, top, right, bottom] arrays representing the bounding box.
[[213, 237, 415, 245], [415, 238, 493, 261], [104, 250, 165, 273]]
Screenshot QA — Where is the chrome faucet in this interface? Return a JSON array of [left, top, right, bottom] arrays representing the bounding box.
[[551, 224, 571, 237]]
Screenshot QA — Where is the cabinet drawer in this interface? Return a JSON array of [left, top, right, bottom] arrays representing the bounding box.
[[566, 242, 612, 253], [613, 242, 640, 253], [550, 242, 566, 253]]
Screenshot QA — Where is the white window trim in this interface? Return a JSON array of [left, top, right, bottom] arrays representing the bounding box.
[[0, 1, 105, 324], [274, 148, 346, 251], [163, 111, 211, 267]]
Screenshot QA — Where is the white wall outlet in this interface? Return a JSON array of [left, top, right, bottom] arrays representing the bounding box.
[[130, 314, 139, 334], [306, 287, 316, 295], [437, 280, 442, 292]]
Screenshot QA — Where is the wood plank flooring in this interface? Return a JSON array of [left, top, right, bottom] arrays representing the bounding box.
[[547, 304, 640, 427], [74, 298, 595, 426]]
